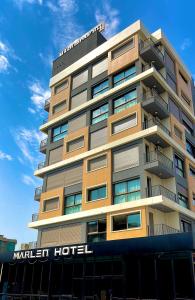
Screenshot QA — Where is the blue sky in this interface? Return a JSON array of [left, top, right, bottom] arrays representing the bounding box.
[[0, 0, 195, 248]]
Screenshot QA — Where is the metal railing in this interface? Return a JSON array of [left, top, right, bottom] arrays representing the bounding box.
[[34, 186, 42, 198], [143, 117, 170, 136], [32, 213, 39, 222], [146, 185, 177, 203], [145, 150, 173, 170], [139, 37, 164, 62], [142, 62, 167, 82], [40, 137, 48, 149], [44, 98, 50, 109], [143, 88, 168, 112], [148, 224, 180, 236], [37, 161, 46, 169]]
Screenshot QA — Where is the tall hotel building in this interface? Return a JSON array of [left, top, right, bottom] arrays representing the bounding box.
[[1, 20, 195, 299]]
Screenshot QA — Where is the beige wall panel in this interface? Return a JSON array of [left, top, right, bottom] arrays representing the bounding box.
[[63, 127, 89, 160], [175, 63, 193, 109], [39, 187, 64, 220], [107, 206, 147, 241], [82, 150, 112, 211], [170, 114, 185, 149], [49, 76, 71, 120], [108, 34, 139, 75], [108, 103, 142, 143]]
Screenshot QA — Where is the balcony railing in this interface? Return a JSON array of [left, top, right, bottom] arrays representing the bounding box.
[[34, 186, 42, 198], [142, 62, 167, 81], [143, 88, 169, 112], [32, 213, 39, 222], [139, 37, 164, 62], [44, 98, 50, 111], [40, 138, 48, 150], [37, 161, 46, 169], [145, 151, 173, 170], [148, 224, 180, 236], [143, 117, 171, 136], [146, 185, 177, 203]]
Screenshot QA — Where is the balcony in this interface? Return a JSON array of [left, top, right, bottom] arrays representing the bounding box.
[[37, 161, 46, 169], [139, 38, 164, 70], [148, 224, 180, 236], [40, 138, 48, 154], [34, 186, 42, 201], [145, 151, 174, 179], [143, 118, 170, 148], [44, 98, 50, 112], [142, 89, 169, 119], [141, 63, 166, 94], [32, 213, 39, 222], [146, 185, 177, 203]]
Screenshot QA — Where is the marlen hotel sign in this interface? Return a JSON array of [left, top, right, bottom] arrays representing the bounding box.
[[13, 244, 93, 260]]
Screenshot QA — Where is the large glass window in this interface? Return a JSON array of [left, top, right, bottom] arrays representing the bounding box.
[[88, 186, 107, 202], [174, 155, 185, 177], [186, 140, 195, 158], [113, 178, 140, 204], [87, 219, 106, 243], [92, 80, 109, 98], [178, 193, 188, 208], [112, 212, 141, 231], [114, 89, 137, 114], [181, 219, 192, 232], [113, 65, 136, 87], [64, 193, 82, 215], [91, 104, 108, 124], [52, 123, 68, 142]]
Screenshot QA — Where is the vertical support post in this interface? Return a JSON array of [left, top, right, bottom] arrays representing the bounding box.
[[190, 252, 195, 299], [138, 258, 142, 299], [47, 261, 52, 300], [171, 258, 176, 300], [154, 257, 159, 300], [0, 264, 4, 284]]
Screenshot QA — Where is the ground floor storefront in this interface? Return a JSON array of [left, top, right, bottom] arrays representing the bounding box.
[[0, 233, 195, 299]]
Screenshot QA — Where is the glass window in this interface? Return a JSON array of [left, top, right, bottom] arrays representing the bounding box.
[[181, 219, 192, 232], [87, 219, 106, 243], [52, 123, 68, 142], [92, 80, 109, 98], [186, 140, 195, 158], [64, 193, 82, 215], [183, 120, 193, 135], [88, 186, 107, 201], [91, 104, 109, 124], [54, 80, 68, 94], [179, 71, 188, 85], [178, 193, 188, 208], [175, 155, 185, 178], [114, 89, 137, 114], [189, 167, 195, 176], [166, 73, 177, 93], [113, 178, 141, 204], [113, 65, 136, 87], [113, 212, 141, 231]]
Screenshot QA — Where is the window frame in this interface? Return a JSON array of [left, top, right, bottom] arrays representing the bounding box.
[[66, 136, 85, 153], [174, 155, 185, 178], [113, 65, 136, 87], [87, 154, 107, 172], [52, 100, 67, 114], [87, 185, 107, 202], [87, 219, 106, 243], [113, 178, 141, 205], [54, 80, 68, 94], [111, 112, 137, 135], [52, 123, 68, 142], [43, 197, 60, 212], [113, 89, 137, 114], [92, 79, 109, 98], [111, 37, 134, 60], [91, 103, 109, 125], [111, 211, 141, 232], [178, 193, 188, 208], [64, 193, 82, 215]]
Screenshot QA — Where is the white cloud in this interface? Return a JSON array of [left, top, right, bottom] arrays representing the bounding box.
[[22, 174, 36, 186], [14, 127, 45, 168], [0, 55, 9, 72], [0, 41, 9, 53], [181, 38, 192, 51], [0, 150, 13, 161], [28, 80, 50, 112], [95, 1, 120, 38], [14, 0, 43, 9]]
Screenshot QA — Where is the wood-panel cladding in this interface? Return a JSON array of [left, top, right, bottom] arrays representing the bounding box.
[[90, 127, 108, 149], [39, 187, 64, 220], [68, 113, 87, 133], [108, 34, 139, 75], [170, 114, 185, 149], [49, 146, 63, 165]]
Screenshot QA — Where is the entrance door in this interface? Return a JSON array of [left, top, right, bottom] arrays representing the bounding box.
[[147, 177, 152, 197], [149, 212, 154, 236]]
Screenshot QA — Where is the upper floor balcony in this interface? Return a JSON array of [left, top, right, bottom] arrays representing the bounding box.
[[32, 213, 39, 222], [34, 186, 42, 201], [40, 137, 48, 154], [142, 89, 169, 120], [146, 185, 177, 203], [143, 117, 170, 148], [37, 161, 46, 170], [145, 151, 174, 179], [148, 224, 180, 237], [139, 38, 165, 70], [44, 98, 50, 112]]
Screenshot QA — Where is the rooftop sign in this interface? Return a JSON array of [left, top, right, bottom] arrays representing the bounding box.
[[59, 23, 105, 56]]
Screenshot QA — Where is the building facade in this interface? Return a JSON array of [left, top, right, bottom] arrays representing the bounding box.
[[0, 235, 16, 254], [1, 20, 195, 299]]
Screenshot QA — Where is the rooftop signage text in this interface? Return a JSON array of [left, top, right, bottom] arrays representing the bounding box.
[[59, 23, 105, 56], [13, 244, 93, 260]]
